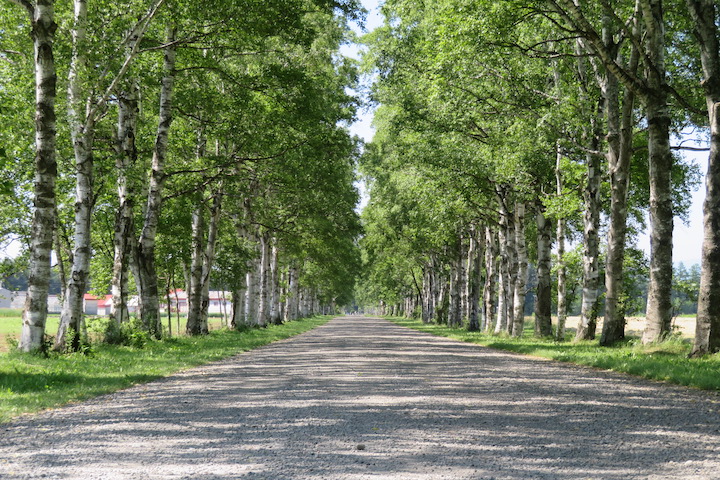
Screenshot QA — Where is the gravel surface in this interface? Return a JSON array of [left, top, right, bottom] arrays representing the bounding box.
[[2, 316, 720, 479]]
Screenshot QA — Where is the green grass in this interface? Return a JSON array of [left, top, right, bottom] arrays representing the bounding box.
[[0, 315, 333, 423], [1, 315, 61, 352], [387, 316, 720, 392], [0, 313, 229, 352]]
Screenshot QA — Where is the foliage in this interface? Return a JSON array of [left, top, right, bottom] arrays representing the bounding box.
[[672, 263, 701, 317], [86, 316, 149, 348]]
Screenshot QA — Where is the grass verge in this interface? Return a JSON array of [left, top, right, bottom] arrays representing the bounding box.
[[387, 316, 720, 392], [0, 316, 333, 423]]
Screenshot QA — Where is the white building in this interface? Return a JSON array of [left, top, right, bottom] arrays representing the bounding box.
[[0, 287, 12, 309], [166, 290, 232, 315]]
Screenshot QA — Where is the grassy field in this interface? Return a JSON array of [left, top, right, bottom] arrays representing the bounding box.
[[0, 315, 333, 423], [387, 316, 720, 392]]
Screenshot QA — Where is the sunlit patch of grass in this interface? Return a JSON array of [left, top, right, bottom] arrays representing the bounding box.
[[0, 316, 332, 423], [387, 317, 720, 392]]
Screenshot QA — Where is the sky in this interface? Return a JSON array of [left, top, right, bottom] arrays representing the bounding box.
[[345, 0, 707, 267]]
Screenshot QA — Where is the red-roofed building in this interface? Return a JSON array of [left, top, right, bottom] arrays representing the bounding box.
[[166, 290, 231, 315], [97, 295, 113, 316], [83, 294, 102, 315]]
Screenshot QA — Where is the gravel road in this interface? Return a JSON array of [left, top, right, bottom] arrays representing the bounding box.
[[2, 316, 720, 479]]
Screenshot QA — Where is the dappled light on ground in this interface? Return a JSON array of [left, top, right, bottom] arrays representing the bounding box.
[[1, 317, 719, 479]]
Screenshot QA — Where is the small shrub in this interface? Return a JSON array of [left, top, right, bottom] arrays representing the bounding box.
[[96, 316, 149, 348], [233, 324, 253, 333], [4, 334, 17, 350]]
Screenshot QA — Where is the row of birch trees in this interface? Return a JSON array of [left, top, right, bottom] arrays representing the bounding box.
[[357, 0, 720, 356], [2, 0, 363, 352]]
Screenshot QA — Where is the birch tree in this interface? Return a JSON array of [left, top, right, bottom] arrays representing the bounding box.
[[688, 0, 720, 356], [6, 0, 58, 352], [54, 0, 166, 350]]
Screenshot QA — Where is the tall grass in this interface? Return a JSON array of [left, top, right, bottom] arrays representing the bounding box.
[[387, 317, 720, 392], [0, 316, 333, 423]]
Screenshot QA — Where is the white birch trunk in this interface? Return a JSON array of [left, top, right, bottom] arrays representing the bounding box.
[[556, 149, 568, 341], [459, 235, 469, 323], [231, 283, 246, 329], [56, 0, 94, 351], [494, 222, 509, 334], [429, 255, 439, 322], [298, 288, 306, 318], [688, 0, 720, 356], [468, 229, 483, 331], [256, 234, 270, 326], [511, 202, 528, 337], [244, 263, 258, 325], [186, 202, 205, 335], [482, 227, 496, 332], [534, 206, 553, 337], [18, 0, 58, 352], [284, 265, 299, 322], [137, 27, 176, 338], [448, 248, 461, 327], [601, 32, 639, 345], [268, 241, 281, 324], [495, 194, 515, 334], [422, 265, 432, 323], [278, 267, 287, 322], [110, 80, 138, 327], [641, 0, 674, 343], [199, 188, 222, 332], [575, 147, 602, 341]]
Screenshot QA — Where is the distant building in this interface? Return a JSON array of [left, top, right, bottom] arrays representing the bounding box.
[[96, 295, 113, 316], [4, 290, 229, 317], [10, 291, 26, 309], [166, 290, 232, 315], [47, 295, 61, 314], [0, 287, 11, 309]]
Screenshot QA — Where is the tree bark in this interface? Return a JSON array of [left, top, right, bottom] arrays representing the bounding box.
[[18, 0, 58, 353], [641, 0, 674, 344], [495, 217, 510, 334], [482, 226, 496, 332], [555, 148, 567, 342], [284, 264, 299, 322], [687, 0, 720, 356], [551, 0, 675, 345], [429, 255, 440, 322], [534, 206, 553, 337], [56, 0, 94, 351], [257, 233, 270, 327], [269, 240, 281, 324], [231, 279, 247, 329], [110, 80, 138, 327], [136, 26, 176, 338], [199, 188, 222, 332], [459, 234, 469, 323], [186, 201, 205, 335], [448, 243, 462, 327], [575, 145, 601, 341], [467, 228, 483, 331], [511, 202, 528, 338], [601, 39, 638, 346], [244, 263, 258, 325]]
